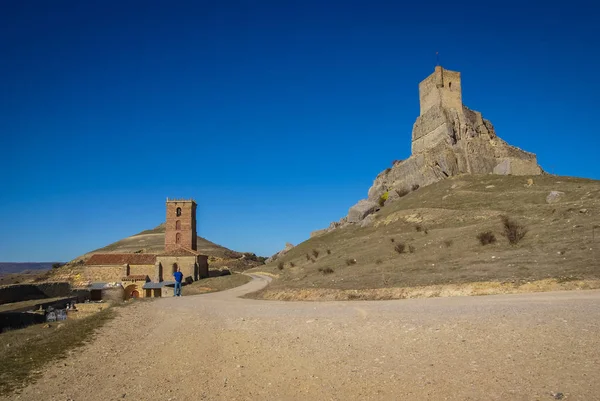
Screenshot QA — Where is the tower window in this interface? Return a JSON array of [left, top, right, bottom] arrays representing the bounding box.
[[176, 207, 181, 217], [449, 82, 452, 89], [176, 220, 181, 230], [176, 233, 181, 244]]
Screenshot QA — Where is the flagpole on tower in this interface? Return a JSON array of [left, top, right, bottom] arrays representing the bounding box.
[[436, 51, 440, 66]]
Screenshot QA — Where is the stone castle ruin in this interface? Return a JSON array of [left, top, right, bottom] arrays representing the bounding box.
[[320, 65, 543, 231]]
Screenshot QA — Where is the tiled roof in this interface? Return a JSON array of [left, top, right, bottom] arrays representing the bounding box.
[[85, 254, 157, 266]]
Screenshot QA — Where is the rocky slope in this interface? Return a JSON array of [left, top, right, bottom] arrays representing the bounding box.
[[252, 174, 600, 297], [311, 66, 543, 238]]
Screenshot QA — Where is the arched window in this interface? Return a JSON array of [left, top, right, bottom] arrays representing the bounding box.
[[176, 220, 181, 230], [176, 207, 182, 217], [176, 233, 181, 244], [172, 263, 178, 274]]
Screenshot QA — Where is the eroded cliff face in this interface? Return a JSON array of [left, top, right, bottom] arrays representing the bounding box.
[[308, 66, 544, 236], [365, 104, 542, 203]]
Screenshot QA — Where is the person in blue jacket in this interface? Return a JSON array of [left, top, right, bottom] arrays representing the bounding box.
[[173, 268, 183, 297]]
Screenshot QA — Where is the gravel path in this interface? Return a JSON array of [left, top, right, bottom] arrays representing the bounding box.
[[6, 275, 600, 401]]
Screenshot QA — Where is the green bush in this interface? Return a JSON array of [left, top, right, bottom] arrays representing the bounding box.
[[378, 191, 389, 207]]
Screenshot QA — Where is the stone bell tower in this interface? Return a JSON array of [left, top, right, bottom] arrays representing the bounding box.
[[165, 199, 197, 252]]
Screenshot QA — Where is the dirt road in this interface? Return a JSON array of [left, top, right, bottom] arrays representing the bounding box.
[[6, 275, 600, 401]]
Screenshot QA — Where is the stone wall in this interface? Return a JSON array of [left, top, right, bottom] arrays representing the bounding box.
[[439, 69, 462, 111], [412, 105, 452, 153], [129, 264, 155, 279], [156, 255, 197, 281], [419, 66, 462, 115], [81, 265, 123, 283], [0, 282, 72, 305], [165, 201, 197, 252]]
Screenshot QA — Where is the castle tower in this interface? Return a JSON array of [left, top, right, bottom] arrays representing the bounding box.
[[165, 199, 197, 252], [418, 66, 462, 116]]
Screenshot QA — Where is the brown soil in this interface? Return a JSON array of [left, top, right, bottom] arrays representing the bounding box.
[[3, 275, 600, 401]]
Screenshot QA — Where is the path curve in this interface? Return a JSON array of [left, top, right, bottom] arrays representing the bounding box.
[[5, 275, 600, 401]]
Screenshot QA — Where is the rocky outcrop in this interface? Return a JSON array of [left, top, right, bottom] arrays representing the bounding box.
[[266, 242, 295, 263], [348, 200, 380, 223], [341, 66, 543, 224]]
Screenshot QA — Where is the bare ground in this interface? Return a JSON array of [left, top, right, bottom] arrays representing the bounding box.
[[4, 275, 600, 401]]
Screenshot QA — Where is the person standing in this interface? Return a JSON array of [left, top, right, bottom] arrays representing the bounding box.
[[173, 267, 183, 297]]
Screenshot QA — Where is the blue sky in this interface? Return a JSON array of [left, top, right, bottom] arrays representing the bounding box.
[[1, 0, 598, 262]]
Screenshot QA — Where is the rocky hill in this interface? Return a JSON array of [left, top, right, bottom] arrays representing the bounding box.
[[250, 174, 600, 300], [249, 66, 598, 299], [311, 66, 543, 236], [42, 224, 264, 284]]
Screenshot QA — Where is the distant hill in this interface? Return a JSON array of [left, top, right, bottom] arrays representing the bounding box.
[[0, 263, 55, 276], [77, 223, 237, 260], [45, 223, 265, 285]]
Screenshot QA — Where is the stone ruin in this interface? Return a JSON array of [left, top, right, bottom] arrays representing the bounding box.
[[313, 65, 543, 234]]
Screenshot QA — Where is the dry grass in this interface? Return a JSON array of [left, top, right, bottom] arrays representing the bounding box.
[[0, 307, 116, 395], [248, 174, 600, 296], [249, 278, 600, 301]]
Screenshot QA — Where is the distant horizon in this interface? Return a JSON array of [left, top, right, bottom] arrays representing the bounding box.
[[2, 1, 599, 262]]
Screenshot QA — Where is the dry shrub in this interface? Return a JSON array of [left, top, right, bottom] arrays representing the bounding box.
[[345, 258, 357, 266], [444, 240, 453, 247], [394, 243, 406, 254], [318, 267, 334, 274], [277, 262, 284, 270], [390, 238, 395, 243], [412, 184, 420, 191], [408, 245, 416, 253], [415, 225, 428, 234], [375, 259, 383, 265], [289, 262, 295, 267], [305, 254, 311, 261], [477, 231, 496, 245], [326, 249, 331, 255], [312, 249, 319, 258], [501, 215, 528, 245]]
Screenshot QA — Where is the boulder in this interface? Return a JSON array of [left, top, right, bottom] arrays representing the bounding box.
[[360, 214, 375, 227], [310, 229, 327, 238], [546, 191, 565, 204], [266, 242, 295, 263], [347, 200, 379, 223]]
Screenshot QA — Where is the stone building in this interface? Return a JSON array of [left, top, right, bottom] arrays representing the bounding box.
[[84, 199, 208, 299]]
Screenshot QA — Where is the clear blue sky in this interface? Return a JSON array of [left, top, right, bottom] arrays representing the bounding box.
[[1, 0, 598, 262]]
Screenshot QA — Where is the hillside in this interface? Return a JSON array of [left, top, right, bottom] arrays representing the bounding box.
[[249, 174, 600, 300], [79, 223, 236, 260], [42, 224, 264, 285]]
